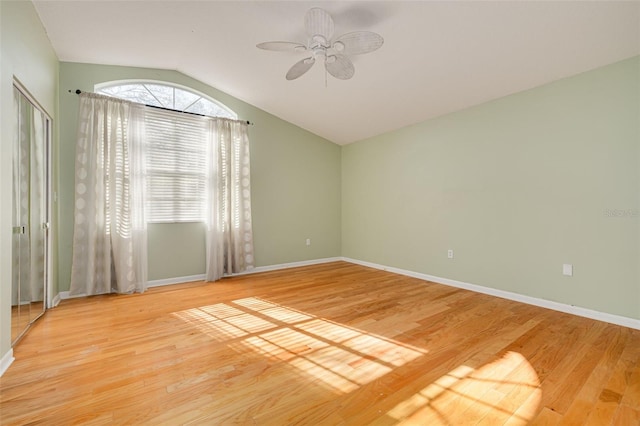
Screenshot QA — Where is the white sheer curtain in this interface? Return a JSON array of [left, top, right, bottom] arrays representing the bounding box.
[[70, 92, 148, 296], [205, 118, 254, 281]]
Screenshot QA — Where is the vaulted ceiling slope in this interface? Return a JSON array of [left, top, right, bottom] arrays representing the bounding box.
[[34, 1, 640, 145]]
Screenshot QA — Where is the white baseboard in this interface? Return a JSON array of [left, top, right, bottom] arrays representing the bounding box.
[[147, 274, 206, 288], [151, 258, 344, 286], [0, 349, 14, 377], [51, 293, 61, 307], [236, 257, 344, 276], [57, 274, 207, 296], [58, 291, 85, 300], [342, 257, 640, 331]]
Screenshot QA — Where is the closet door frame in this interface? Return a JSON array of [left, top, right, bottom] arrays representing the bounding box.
[[12, 79, 53, 345]]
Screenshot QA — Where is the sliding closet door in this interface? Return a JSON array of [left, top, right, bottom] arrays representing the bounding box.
[[11, 85, 50, 345], [12, 87, 30, 344], [29, 93, 47, 319]]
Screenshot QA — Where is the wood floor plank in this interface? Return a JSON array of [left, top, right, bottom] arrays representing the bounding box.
[[531, 407, 564, 425], [563, 327, 631, 426], [612, 404, 640, 425], [1, 261, 639, 425]]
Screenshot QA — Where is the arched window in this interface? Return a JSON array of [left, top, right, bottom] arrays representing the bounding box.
[[95, 81, 238, 223], [96, 81, 236, 119]]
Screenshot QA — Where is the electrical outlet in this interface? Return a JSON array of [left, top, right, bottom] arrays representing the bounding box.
[[563, 264, 573, 276], [306, 238, 311, 246], [447, 249, 454, 259]]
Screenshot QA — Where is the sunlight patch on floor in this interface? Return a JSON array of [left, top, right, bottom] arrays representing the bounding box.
[[386, 351, 541, 425], [172, 301, 278, 341], [173, 297, 426, 394]]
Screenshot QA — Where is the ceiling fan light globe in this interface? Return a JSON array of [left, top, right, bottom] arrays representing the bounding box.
[[333, 41, 345, 52], [311, 35, 327, 45]]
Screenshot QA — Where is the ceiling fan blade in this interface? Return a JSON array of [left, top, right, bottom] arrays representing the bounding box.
[[257, 41, 307, 52], [286, 57, 316, 80], [305, 8, 334, 40], [325, 54, 355, 80], [334, 31, 384, 56]]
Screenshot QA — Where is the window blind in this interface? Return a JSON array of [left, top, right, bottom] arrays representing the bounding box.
[[144, 108, 208, 223]]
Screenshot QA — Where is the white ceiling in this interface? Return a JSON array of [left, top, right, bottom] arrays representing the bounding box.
[[34, 1, 640, 145]]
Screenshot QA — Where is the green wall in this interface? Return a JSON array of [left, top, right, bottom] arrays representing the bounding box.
[[342, 56, 640, 320], [58, 62, 342, 289], [0, 1, 59, 363]]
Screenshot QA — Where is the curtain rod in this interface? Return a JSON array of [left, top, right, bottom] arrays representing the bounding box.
[[69, 89, 253, 125]]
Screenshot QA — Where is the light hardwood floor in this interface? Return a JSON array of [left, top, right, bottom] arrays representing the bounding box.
[[1, 261, 639, 425]]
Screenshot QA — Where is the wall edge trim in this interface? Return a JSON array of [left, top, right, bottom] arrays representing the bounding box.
[[51, 293, 61, 307], [58, 291, 81, 300], [232, 257, 344, 276], [0, 349, 15, 377], [147, 275, 206, 288]]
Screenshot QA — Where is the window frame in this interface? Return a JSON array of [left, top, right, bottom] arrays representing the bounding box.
[[95, 80, 237, 224], [95, 79, 237, 120]]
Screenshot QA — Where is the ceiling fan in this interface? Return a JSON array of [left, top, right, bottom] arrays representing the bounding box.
[[257, 8, 384, 81]]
